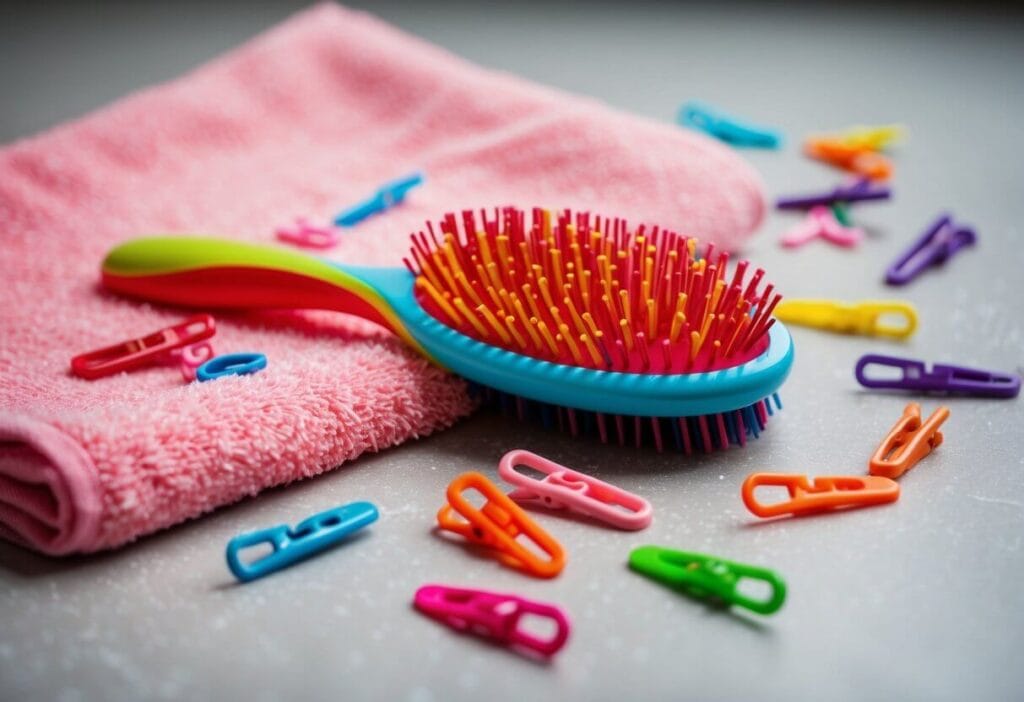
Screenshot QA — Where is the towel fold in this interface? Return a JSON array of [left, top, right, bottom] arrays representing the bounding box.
[[0, 2, 765, 555]]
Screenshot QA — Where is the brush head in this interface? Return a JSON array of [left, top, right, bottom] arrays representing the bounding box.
[[402, 207, 791, 453], [404, 207, 780, 375]]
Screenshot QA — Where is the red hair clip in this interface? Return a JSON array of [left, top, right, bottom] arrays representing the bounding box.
[[70, 314, 215, 380]]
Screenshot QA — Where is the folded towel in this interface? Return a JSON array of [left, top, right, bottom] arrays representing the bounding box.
[[0, 2, 766, 555]]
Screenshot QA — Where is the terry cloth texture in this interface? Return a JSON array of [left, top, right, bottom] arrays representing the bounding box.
[[0, 2, 766, 555]]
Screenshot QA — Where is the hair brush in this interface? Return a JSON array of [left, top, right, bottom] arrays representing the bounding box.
[[100, 207, 793, 453]]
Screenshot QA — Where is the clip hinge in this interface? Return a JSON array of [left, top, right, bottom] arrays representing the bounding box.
[[869, 403, 950, 479]]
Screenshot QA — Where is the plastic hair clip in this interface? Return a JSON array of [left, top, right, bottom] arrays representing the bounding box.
[[275, 218, 341, 249], [856, 354, 1021, 398], [884, 213, 976, 286], [333, 172, 424, 227], [437, 471, 566, 578], [196, 352, 267, 382], [164, 339, 216, 381], [71, 314, 216, 380], [678, 101, 781, 148], [629, 546, 786, 616], [869, 402, 950, 479], [775, 299, 917, 339], [498, 449, 652, 530], [741, 473, 900, 518], [775, 178, 891, 210], [226, 501, 379, 582], [835, 124, 905, 151], [804, 137, 893, 180], [413, 584, 571, 658], [780, 205, 864, 248]]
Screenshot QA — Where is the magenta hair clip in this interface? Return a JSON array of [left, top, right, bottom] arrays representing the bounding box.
[[781, 205, 864, 249], [498, 449, 653, 530], [414, 584, 571, 658], [275, 218, 341, 249], [776, 178, 890, 210], [856, 354, 1020, 398], [885, 213, 976, 286]]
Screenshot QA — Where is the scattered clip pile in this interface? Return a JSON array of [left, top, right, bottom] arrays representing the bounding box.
[[804, 123, 903, 180]]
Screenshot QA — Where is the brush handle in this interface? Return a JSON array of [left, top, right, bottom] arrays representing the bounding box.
[[101, 237, 429, 357]]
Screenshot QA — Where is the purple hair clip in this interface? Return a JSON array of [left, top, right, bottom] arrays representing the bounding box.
[[776, 178, 890, 210], [885, 213, 976, 286], [856, 354, 1021, 398]]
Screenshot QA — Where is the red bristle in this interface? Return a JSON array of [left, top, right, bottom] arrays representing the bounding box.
[[679, 417, 693, 455], [408, 207, 779, 375], [698, 415, 712, 453], [715, 413, 729, 450], [615, 414, 626, 446], [651, 417, 664, 453]]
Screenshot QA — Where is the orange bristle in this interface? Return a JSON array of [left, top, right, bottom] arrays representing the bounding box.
[[407, 207, 778, 374]]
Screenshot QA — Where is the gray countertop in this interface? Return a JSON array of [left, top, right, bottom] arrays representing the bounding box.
[[2, 2, 1023, 700]]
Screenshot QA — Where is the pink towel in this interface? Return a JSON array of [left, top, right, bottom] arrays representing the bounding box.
[[0, 3, 766, 555]]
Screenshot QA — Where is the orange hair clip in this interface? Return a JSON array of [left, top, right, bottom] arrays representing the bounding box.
[[869, 402, 950, 479], [804, 137, 893, 180], [741, 473, 899, 518], [437, 471, 566, 578]]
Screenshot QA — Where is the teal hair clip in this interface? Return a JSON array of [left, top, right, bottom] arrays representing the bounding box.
[[334, 172, 424, 227], [628, 545, 787, 615], [226, 501, 379, 582], [678, 101, 782, 149]]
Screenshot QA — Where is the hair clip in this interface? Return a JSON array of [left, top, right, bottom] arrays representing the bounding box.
[[437, 471, 565, 578], [677, 101, 781, 148], [333, 172, 424, 227], [164, 339, 216, 381], [776, 178, 891, 210], [226, 501, 379, 582], [775, 299, 917, 339], [804, 137, 893, 180], [780, 205, 864, 248], [834, 124, 905, 151], [856, 354, 1021, 398], [884, 213, 976, 286], [741, 473, 900, 518], [498, 450, 652, 530], [869, 402, 950, 479], [414, 584, 571, 658], [628, 546, 786, 616], [275, 218, 341, 249], [70, 314, 216, 380], [196, 352, 267, 382]]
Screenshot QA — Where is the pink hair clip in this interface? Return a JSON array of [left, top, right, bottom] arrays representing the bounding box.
[[413, 584, 571, 658], [781, 205, 864, 249], [164, 340, 216, 381], [498, 449, 653, 530], [275, 218, 341, 249]]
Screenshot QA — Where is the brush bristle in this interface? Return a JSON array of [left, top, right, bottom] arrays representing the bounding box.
[[405, 207, 781, 374], [473, 384, 783, 453]]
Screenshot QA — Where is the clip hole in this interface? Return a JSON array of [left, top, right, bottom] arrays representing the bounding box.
[[513, 532, 551, 561], [862, 362, 905, 383], [735, 576, 773, 605], [321, 515, 343, 527], [237, 541, 275, 566], [516, 612, 559, 643], [511, 464, 548, 481], [753, 485, 791, 507]]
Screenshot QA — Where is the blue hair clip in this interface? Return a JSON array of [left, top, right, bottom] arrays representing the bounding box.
[[334, 172, 425, 227], [196, 352, 267, 382], [678, 101, 781, 149], [226, 501, 380, 582]]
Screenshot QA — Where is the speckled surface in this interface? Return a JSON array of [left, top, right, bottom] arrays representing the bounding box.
[[2, 2, 1023, 701]]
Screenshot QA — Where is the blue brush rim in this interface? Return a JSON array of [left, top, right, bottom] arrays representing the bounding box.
[[339, 264, 795, 417]]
